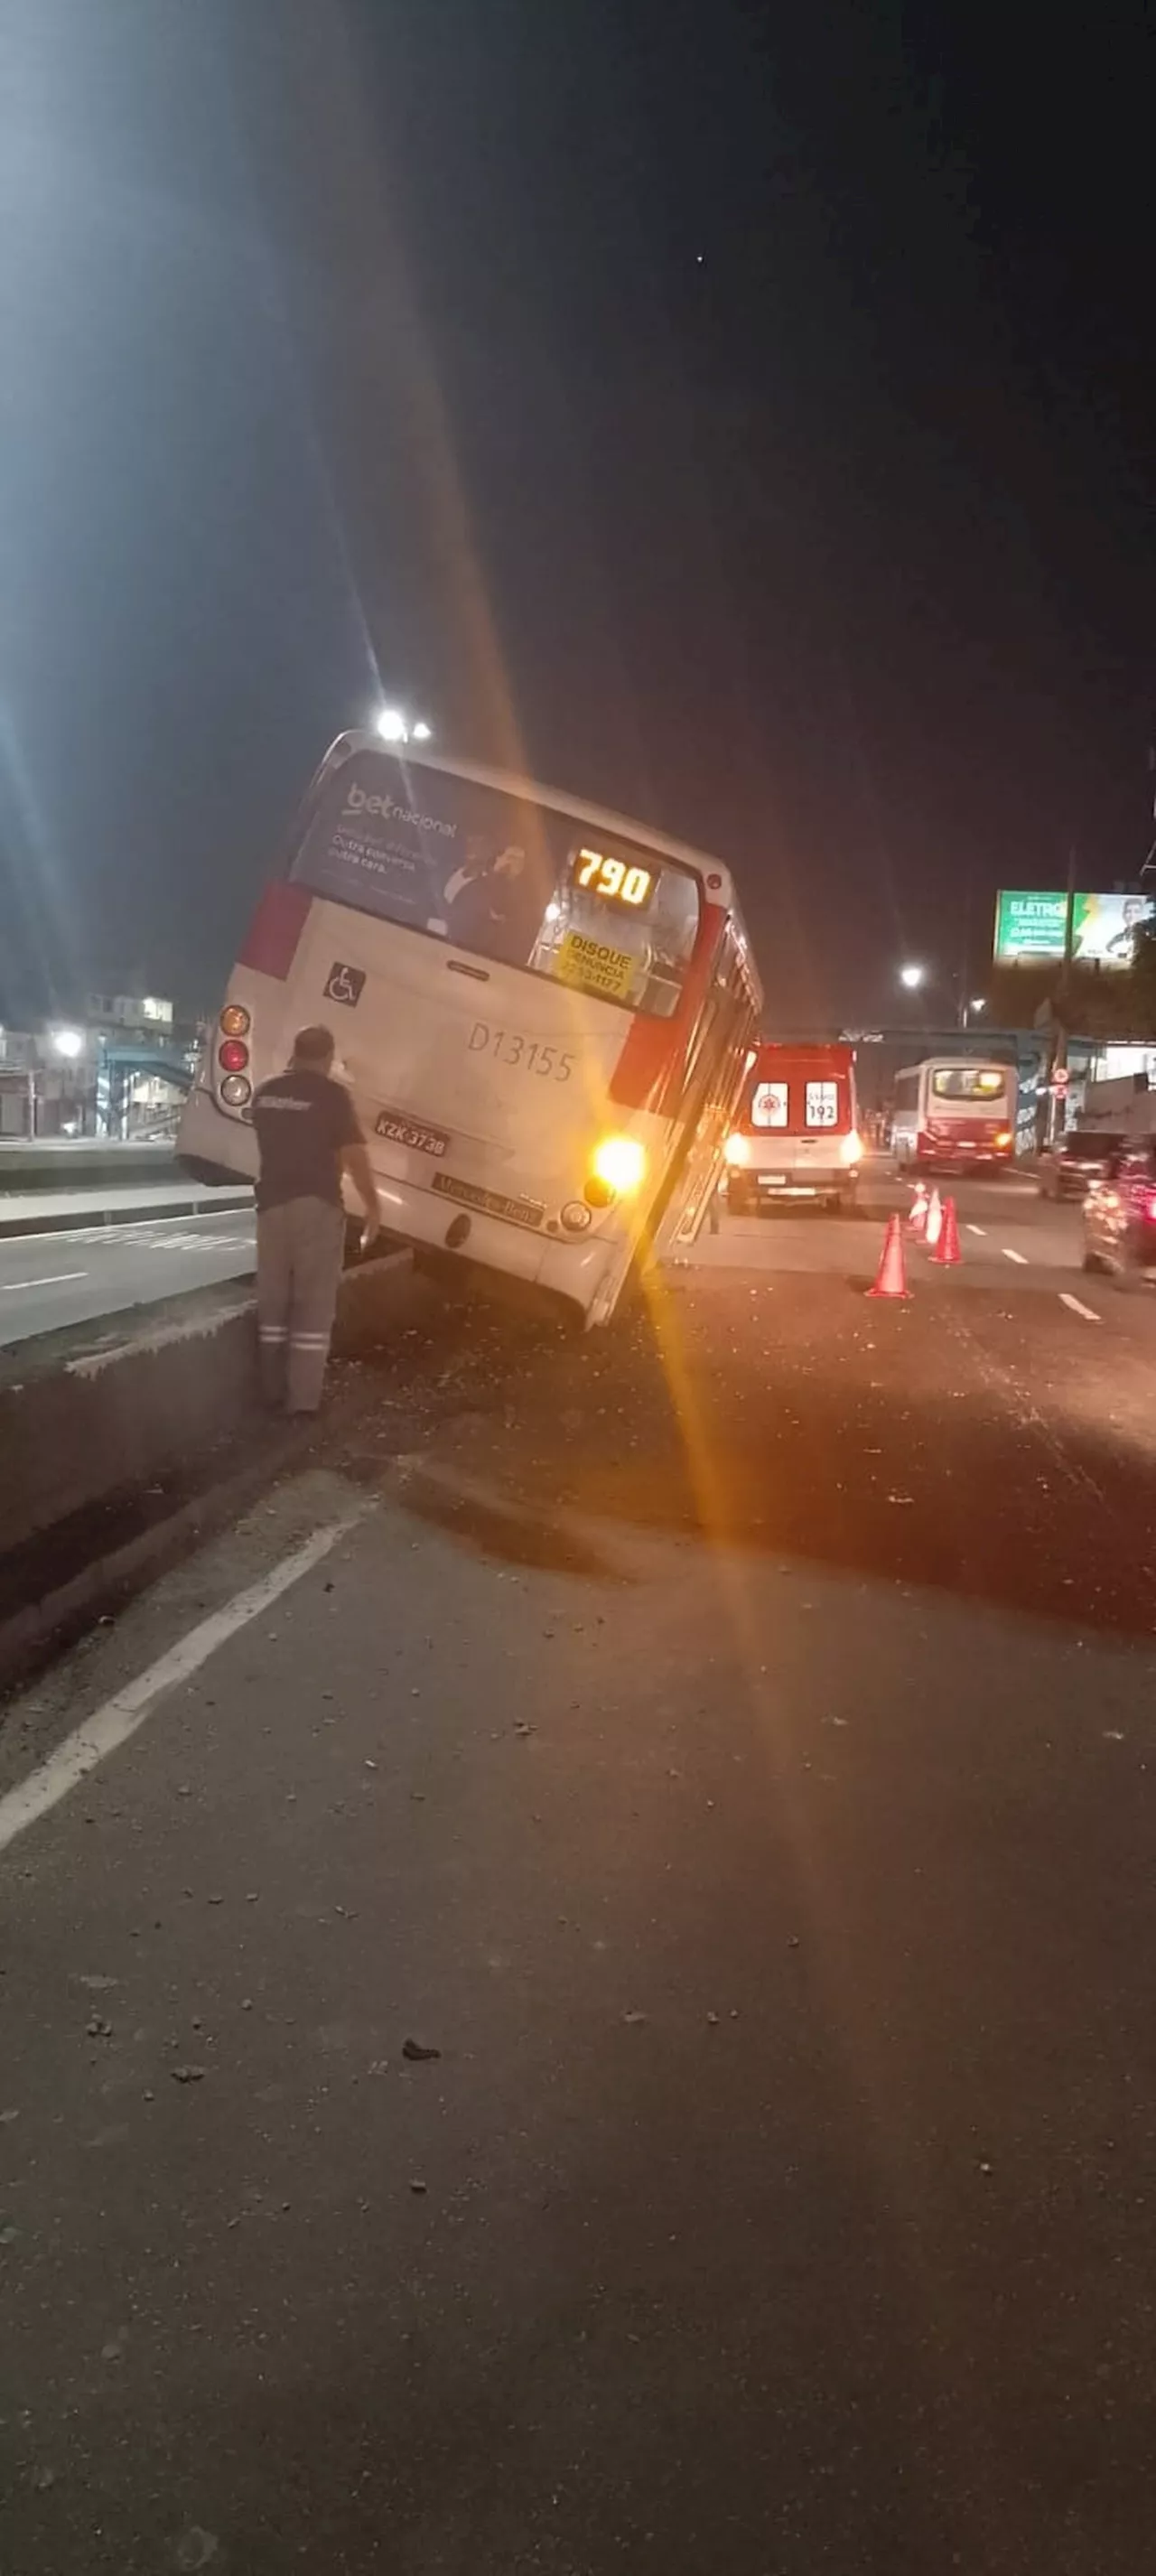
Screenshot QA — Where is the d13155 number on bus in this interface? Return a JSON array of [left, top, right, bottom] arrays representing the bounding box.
[[469, 1022, 573, 1080]]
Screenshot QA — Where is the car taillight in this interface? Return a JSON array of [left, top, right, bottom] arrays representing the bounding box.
[[1142, 1187, 1156, 1224], [219, 1038, 249, 1074]]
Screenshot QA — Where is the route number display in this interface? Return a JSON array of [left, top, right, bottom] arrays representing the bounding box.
[[573, 847, 655, 910]]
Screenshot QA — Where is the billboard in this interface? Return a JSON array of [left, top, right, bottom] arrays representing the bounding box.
[[993, 890, 1154, 969], [993, 891, 1067, 961]]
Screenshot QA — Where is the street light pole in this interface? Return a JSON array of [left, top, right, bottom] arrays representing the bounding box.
[[1041, 844, 1077, 1152], [956, 868, 974, 1027]]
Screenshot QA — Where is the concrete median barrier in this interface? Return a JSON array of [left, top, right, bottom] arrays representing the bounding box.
[[0, 1297, 256, 1560], [0, 1252, 418, 1688]]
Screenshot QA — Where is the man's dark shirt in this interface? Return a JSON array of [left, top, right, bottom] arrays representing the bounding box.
[[251, 1069, 362, 1213]]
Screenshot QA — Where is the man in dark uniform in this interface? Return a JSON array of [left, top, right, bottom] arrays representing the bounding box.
[[252, 1025, 379, 1415]]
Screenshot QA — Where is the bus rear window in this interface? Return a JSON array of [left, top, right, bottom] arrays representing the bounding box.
[[291, 751, 700, 1018], [931, 1067, 1006, 1100]]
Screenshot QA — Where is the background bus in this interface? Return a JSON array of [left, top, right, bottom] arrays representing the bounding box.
[[723, 1041, 862, 1213], [890, 1058, 1017, 1173], [179, 734, 762, 1326]]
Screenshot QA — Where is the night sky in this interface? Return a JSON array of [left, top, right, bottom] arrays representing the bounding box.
[[1, 0, 1151, 1028]]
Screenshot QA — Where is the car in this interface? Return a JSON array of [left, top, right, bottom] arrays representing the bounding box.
[[1039, 1128, 1123, 1200], [1082, 1139, 1156, 1286]]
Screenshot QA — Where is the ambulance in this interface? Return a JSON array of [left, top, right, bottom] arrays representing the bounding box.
[[723, 1041, 862, 1214]]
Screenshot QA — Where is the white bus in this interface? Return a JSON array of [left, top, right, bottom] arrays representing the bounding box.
[[890, 1057, 1017, 1174], [179, 734, 762, 1325]]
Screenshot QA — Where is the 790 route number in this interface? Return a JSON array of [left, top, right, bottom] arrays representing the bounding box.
[[469, 1022, 573, 1080]]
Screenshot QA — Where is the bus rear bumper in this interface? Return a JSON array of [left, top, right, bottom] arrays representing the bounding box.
[[178, 1089, 628, 1321], [371, 1168, 624, 1321]]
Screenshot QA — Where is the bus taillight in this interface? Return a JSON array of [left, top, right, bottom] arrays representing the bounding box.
[[589, 1135, 648, 1198], [219, 1038, 249, 1074]]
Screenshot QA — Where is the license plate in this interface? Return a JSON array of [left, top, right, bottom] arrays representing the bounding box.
[[759, 1174, 788, 1188], [375, 1109, 449, 1158]]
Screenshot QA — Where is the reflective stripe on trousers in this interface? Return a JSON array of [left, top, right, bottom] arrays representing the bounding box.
[[256, 1198, 345, 1413]]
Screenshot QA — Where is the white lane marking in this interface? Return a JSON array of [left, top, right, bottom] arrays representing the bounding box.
[[1059, 1292, 1101, 1322], [147, 1233, 255, 1255], [90, 1219, 254, 1250], [0, 1207, 252, 1252], [0, 1270, 88, 1293], [0, 1513, 363, 1858], [1002, 1246, 1030, 1265], [966, 1224, 986, 1237]]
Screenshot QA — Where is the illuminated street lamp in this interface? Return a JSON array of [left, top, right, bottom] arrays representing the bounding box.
[[25, 1025, 85, 1139], [376, 706, 434, 746], [899, 963, 926, 992]]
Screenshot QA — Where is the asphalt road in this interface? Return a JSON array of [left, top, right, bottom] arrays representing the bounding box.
[[709, 1164, 1105, 1295], [3, 1174, 1156, 2571], [0, 1166, 1114, 1352], [0, 1209, 256, 1346]]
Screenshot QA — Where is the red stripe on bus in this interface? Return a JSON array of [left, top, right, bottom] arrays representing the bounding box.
[[609, 902, 726, 1112], [238, 881, 313, 979]]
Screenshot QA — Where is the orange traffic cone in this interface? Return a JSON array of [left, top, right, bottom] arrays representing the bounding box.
[[908, 1181, 929, 1237], [924, 1186, 943, 1250], [930, 1195, 962, 1266], [867, 1212, 911, 1299]]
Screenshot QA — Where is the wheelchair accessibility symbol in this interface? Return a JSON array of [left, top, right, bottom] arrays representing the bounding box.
[[324, 962, 365, 1007]]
